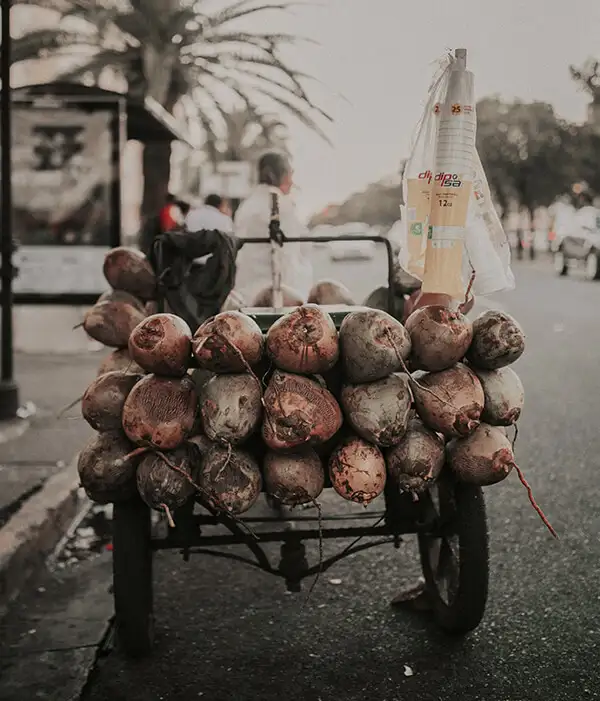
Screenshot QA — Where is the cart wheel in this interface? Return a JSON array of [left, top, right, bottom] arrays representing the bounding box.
[[112, 498, 154, 657], [418, 473, 489, 634]]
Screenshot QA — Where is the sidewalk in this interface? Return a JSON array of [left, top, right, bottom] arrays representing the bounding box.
[[0, 350, 103, 610]]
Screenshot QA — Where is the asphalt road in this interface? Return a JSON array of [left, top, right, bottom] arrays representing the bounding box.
[[28, 254, 600, 700]]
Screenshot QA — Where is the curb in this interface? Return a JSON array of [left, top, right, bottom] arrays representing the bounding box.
[[0, 454, 83, 614], [0, 418, 30, 446]]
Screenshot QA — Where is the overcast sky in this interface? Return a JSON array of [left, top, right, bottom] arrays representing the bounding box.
[[242, 0, 600, 218]]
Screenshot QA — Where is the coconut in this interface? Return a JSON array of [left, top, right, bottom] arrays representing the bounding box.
[[386, 418, 445, 494], [340, 373, 412, 447], [128, 313, 192, 377], [466, 310, 526, 370], [447, 423, 515, 486], [251, 285, 304, 307], [263, 449, 325, 505], [97, 348, 145, 377], [103, 247, 157, 301], [83, 300, 146, 348], [136, 445, 196, 513], [77, 431, 138, 504], [97, 289, 145, 312], [122, 374, 197, 449], [262, 370, 343, 451], [473, 366, 525, 426], [404, 305, 473, 371], [411, 363, 484, 438], [200, 373, 262, 445], [266, 304, 339, 374], [82, 370, 142, 432], [329, 436, 386, 505], [198, 445, 262, 515], [192, 311, 264, 373], [307, 279, 355, 305], [339, 309, 411, 383]]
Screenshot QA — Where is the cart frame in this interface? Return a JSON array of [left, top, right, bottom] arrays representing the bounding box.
[[111, 234, 490, 657]]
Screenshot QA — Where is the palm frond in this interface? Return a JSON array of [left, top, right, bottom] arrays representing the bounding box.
[[11, 28, 100, 64], [53, 47, 135, 82], [206, 1, 303, 27]]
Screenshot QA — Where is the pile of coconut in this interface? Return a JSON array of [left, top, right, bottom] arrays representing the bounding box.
[[77, 288, 555, 537]]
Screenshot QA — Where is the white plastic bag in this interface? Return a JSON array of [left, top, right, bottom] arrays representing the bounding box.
[[399, 51, 514, 300]]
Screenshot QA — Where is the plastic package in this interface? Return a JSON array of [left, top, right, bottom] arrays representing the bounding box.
[[399, 50, 514, 300]]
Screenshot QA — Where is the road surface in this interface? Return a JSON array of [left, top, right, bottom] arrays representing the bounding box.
[[6, 252, 600, 701]]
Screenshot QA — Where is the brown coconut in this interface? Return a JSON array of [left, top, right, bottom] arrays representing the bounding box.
[[83, 300, 146, 348], [340, 373, 412, 447], [103, 247, 157, 301], [82, 370, 142, 432], [411, 363, 484, 438], [307, 279, 355, 305], [447, 423, 515, 486], [404, 305, 473, 372], [386, 418, 445, 494], [77, 431, 138, 504], [97, 348, 144, 377], [329, 436, 386, 505], [97, 289, 145, 312], [136, 444, 196, 512], [263, 449, 325, 505], [128, 313, 192, 377], [251, 284, 304, 308], [339, 309, 412, 383], [466, 310, 526, 370], [266, 304, 339, 374], [122, 374, 197, 449], [192, 311, 264, 373], [200, 373, 262, 445], [262, 370, 343, 451], [199, 445, 262, 515]]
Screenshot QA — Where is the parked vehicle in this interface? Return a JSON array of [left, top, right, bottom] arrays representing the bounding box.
[[553, 206, 600, 280]]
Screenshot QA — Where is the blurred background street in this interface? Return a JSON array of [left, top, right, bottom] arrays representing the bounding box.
[[1, 1, 600, 700]]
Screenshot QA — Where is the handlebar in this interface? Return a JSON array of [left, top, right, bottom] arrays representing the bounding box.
[[240, 234, 396, 316]]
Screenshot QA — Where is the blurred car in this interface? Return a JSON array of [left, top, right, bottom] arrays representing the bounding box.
[[553, 206, 600, 280], [328, 223, 376, 261]]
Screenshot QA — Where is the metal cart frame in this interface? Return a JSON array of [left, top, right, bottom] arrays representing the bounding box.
[[111, 235, 489, 657]]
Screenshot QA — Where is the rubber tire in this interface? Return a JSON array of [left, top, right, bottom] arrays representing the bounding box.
[[112, 498, 154, 657], [585, 252, 600, 281], [554, 250, 568, 276], [418, 477, 489, 634]]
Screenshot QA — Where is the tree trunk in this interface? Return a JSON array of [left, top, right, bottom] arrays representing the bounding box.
[[140, 141, 172, 221], [139, 76, 180, 224]]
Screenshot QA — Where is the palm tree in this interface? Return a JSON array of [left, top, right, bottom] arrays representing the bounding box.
[[12, 0, 330, 217], [218, 107, 289, 161]]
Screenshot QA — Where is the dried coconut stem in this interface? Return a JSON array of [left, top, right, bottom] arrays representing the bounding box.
[[72, 322, 84, 330], [161, 503, 176, 528], [512, 462, 558, 539], [152, 449, 259, 540], [384, 328, 461, 413], [464, 270, 476, 307]]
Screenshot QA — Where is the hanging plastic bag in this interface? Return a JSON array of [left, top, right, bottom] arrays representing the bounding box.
[[399, 50, 514, 301]]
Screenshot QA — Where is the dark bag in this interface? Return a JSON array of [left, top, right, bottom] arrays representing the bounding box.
[[150, 226, 242, 329]]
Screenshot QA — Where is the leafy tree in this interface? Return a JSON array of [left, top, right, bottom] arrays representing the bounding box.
[[476, 97, 581, 214], [11, 0, 329, 217]]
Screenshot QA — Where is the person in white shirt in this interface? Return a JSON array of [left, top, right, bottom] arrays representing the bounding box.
[[233, 152, 313, 304], [185, 194, 234, 234]]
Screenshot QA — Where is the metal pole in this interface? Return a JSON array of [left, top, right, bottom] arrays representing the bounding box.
[[0, 0, 19, 420]]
